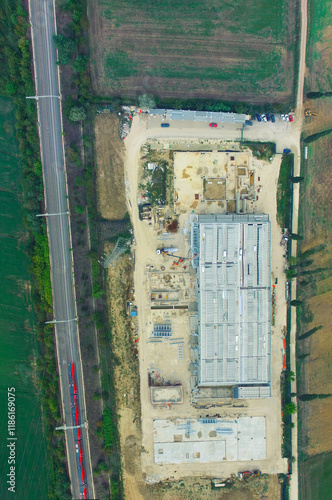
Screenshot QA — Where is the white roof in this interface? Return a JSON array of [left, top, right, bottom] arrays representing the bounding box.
[[153, 417, 266, 464], [191, 214, 271, 386]]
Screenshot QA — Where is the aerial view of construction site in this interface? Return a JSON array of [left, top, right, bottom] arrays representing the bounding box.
[[114, 112, 289, 499], [1, 1, 331, 500]]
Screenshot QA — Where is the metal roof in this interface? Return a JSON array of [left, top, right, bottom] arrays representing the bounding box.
[[190, 214, 271, 386], [148, 108, 246, 124]]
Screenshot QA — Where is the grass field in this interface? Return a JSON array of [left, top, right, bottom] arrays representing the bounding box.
[[305, 0, 332, 92], [299, 452, 332, 500], [88, 0, 298, 104], [0, 98, 49, 499], [297, 131, 332, 500]]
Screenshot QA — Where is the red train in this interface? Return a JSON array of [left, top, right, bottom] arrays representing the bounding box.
[[68, 362, 88, 499]]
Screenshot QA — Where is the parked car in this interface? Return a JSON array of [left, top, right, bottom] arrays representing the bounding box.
[[285, 114, 289, 121], [209, 123, 217, 128], [289, 115, 294, 122], [271, 114, 275, 123], [283, 148, 291, 154], [281, 114, 285, 121], [266, 114, 271, 121], [255, 113, 262, 122], [261, 114, 267, 122], [245, 120, 253, 126], [161, 123, 170, 127]]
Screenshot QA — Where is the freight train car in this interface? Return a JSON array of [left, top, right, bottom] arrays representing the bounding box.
[[68, 362, 88, 499]]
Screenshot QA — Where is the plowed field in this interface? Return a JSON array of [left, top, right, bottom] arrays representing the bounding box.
[[88, 0, 298, 104], [297, 130, 332, 500]]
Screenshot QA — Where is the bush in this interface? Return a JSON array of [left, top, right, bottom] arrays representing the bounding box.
[[290, 300, 303, 306], [304, 128, 332, 144], [72, 54, 88, 73], [53, 34, 76, 65], [277, 154, 293, 228], [74, 205, 85, 214], [102, 407, 115, 449], [138, 93, 156, 109], [69, 106, 86, 122], [285, 402, 297, 414]]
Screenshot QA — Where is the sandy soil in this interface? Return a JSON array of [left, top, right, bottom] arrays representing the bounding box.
[[94, 113, 127, 220], [122, 116, 291, 492]]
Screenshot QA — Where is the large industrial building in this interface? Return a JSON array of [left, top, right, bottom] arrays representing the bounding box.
[[190, 214, 271, 391]]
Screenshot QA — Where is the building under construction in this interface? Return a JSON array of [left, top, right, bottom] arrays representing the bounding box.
[[190, 214, 271, 392]]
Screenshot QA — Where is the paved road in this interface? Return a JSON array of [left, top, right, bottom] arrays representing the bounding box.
[[28, 0, 94, 498]]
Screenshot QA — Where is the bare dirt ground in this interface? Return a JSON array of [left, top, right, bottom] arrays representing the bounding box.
[[103, 249, 281, 499], [105, 255, 143, 494], [94, 113, 127, 220], [94, 112, 303, 499], [119, 116, 291, 498]]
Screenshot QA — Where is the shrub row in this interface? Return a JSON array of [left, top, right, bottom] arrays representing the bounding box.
[[277, 154, 294, 229], [0, 2, 71, 498]]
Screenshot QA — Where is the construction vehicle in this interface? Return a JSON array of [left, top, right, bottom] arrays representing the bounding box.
[[156, 247, 179, 255], [238, 469, 261, 480], [304, 110, 317, 117], [211, 478, 227, 488], [172, 253, 197, 266]]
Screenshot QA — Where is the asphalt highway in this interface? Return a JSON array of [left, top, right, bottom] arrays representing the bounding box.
[[28, 0, 93, 498]]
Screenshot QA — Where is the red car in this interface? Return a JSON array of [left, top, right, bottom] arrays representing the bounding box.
[[209, 123, 217, 128], [289, 115, 294, 122]]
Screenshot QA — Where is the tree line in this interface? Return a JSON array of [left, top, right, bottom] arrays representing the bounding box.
[[0, 1, 71, 498]]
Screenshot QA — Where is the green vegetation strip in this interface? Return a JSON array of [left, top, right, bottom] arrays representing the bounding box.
[[277, 154, 293, 228], [0, 2, 71, 498]]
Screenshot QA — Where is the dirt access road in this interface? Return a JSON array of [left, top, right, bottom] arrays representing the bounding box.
[[289, 0, 308, 498]]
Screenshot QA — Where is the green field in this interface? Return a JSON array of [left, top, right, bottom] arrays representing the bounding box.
[[0, 98, 49, 499], [305, 0, 332, 92], [297, 131, 332, 500], [89, 0, 298, 104], [299, 452, 332, 500]]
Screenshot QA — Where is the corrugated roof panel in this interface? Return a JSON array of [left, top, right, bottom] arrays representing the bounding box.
[[204, 228, 214, 262], [217, 265, 225, 286], [205, 360, 214, 381], [217, 228, 225, 261], [247, 323, 254, 356], [226, 265, 235, 285], [227, 227, 237, 259], [217, 290, 225, 322], [206, 326, 215, 358], [205, 291, 214, 323], [217, 360, 224, 381], [257, 357, 265, 381], [227, 290, 236, 323], [150, 108, 166, 115], [204, 266, 214, 287], [227, 324, 236, 357], [226, 359, 236, 382], [217, 326, 224, 357], [182, 110, 195, 121]]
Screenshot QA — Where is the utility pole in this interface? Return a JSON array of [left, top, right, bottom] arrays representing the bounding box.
[[56, 422, 88, 432]]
